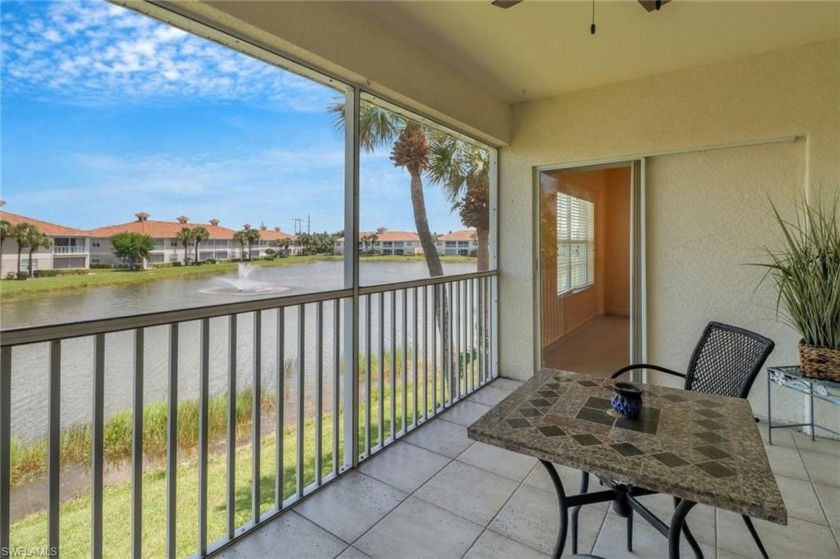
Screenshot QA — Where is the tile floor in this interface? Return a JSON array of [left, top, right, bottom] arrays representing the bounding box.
[[216, 378, 840, 559]]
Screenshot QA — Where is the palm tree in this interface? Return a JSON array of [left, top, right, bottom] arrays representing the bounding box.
[[296, 232, 313, 256], [0, 219, 12, 278], [427, 137, 491, 271], [26, 232, 51, 277], [176, 227, 193, 265], [233, 230, 248, 261], [331, 102, 445, 276], [331, 101, 477, 386], [192, 226, 210, 264], [244, 228, 261, 260], [277, 238, 293, 257], [12, 222, 38, 278]]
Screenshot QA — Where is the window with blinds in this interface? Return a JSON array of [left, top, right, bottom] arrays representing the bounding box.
[[556, 193, 594, 294]]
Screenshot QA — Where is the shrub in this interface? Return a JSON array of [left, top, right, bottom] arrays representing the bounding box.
[[90, 263, 112, 269], [33, 269, 88, 278]]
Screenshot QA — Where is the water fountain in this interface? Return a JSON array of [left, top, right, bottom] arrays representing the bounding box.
[[201, 262, 290, 296]]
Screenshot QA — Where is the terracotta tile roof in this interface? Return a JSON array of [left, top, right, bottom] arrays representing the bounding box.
[[257, 228, 295, 241], [438, 230, 476, 241], [87, 219, 238, 240], [338, 231, 421, 242], [0, 211, 89, 237]]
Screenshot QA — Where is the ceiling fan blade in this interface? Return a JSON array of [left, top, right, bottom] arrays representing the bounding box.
[[491, 0, 524, 9], [638, 0, 671, 12]]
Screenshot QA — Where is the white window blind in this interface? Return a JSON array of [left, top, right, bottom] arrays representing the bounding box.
[[556, 193, 594, 294]]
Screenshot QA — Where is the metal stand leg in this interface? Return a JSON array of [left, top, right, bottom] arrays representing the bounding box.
[[668, 499, 698, 559], [810, 384, 816, 441], [742, 515, 769, 559], [540, 460, 568, 559], [627, 510, 633, 551], [571, 471, 589, 554], [767, 371, 773, 445]]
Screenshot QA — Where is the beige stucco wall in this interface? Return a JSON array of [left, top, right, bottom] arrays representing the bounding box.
[[500, 39, 840, 423]]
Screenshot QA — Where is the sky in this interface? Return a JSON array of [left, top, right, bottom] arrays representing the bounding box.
[[0, 0, 468, 235]]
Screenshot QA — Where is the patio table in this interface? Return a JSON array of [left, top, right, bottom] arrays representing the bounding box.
[[467, 369, 787, 559]]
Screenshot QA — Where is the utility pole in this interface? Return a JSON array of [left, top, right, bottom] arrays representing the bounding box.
[[307, 213, 311, 234], [292, 218, 303, 236]]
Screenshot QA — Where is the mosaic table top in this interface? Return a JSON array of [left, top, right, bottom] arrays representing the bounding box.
[[468, 369, 787, 524]]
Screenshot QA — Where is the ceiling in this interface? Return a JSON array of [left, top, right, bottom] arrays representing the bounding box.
[[361, 1, 840, 104]]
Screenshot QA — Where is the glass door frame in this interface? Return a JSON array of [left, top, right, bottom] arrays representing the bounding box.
[[532, 158, 647, 381]]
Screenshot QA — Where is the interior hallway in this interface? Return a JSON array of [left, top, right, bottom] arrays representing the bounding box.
[[541, 315, 630, 377]]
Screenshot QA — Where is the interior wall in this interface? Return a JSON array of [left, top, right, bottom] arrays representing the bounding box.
[[500, 39, 839, 425], [539, 168, 607, 350], [604, 167, 631, 316]]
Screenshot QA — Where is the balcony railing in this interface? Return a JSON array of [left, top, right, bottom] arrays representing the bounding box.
[[0, 271, 498, 558], [52, 246, 87, 254]]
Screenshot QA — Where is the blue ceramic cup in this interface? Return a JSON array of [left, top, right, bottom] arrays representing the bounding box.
[[610, 382, 643, 419]]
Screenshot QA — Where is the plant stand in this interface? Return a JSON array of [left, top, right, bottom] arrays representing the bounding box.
[[767, 365, 840, 444]]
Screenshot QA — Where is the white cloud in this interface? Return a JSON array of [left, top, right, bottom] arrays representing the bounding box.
[[0, 0, 336, 111]]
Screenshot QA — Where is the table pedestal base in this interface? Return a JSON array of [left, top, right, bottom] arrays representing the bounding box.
[[540, 460, 702, 559]]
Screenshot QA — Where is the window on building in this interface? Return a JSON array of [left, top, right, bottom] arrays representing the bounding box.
[[556, 193, 594, 294]]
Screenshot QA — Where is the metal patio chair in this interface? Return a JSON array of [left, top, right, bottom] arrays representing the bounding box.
[[570, 321, 776, 558]]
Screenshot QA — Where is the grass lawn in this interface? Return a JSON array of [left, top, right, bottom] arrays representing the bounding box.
[[0, 255, 475, 303], [8, 364, 465, 558]]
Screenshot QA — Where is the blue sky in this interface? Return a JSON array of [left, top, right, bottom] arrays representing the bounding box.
[[0, 0, 466, 234]]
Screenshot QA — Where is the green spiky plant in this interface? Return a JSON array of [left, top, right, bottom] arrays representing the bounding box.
[[759, 195, 840, 350]]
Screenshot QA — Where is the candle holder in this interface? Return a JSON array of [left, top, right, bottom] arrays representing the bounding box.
[[610, 382, 643, 419]]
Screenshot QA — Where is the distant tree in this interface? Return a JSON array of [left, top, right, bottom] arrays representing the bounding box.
[[297, 232, 314, 255], [311, 231, 336, 254], [233, 230, 248, 260], [360, 232, 379, 255], [26, 232, 51, 277], [274, 238, 293, 258], [192, 226, 210, 264], [0, 219, 12, 278], [12, 222, 38, 277], [244, 228, 261, 260], [176, 227, 193, 265], [110, 232, 154, 270]]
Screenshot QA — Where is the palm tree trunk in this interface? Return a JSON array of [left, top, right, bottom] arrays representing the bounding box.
[[409, 169, 443, 278], [476, 228, 490, 272], [184, 244, 188, 265], [16, 246, 23, 276], [407, 168, 455, 389], [194, 241, 200, 264], [27, 247, 35, 277]]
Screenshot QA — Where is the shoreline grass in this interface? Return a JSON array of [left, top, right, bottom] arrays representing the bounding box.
[[10, 389, 269, 489], [8, 369, 469, 558], [0, 255, 475, 303]]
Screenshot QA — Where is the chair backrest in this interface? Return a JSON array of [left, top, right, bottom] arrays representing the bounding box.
[[684, 322, 775, 399]]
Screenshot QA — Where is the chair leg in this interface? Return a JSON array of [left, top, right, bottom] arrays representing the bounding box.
[[570, 471, 590, 554], [742, 515, 769, 559], [626, 509, 633, 552]]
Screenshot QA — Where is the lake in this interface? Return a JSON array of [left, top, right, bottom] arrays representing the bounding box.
[[2, 260, 478, 441]]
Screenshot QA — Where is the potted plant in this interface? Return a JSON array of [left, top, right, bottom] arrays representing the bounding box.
[[759, 195, 840, 380]]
